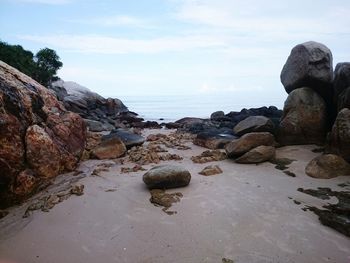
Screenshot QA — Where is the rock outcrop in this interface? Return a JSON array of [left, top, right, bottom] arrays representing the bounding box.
[[327, 108, 350, 162], [225, 132, 275, 158], [235, 145, 275, 164], [143, 165, 191, 189], [277, 87, 328, 145], [280, 41, 333, 98], [333, 63, 350, 111], [233, 116, 274, 136], [305, 154, 350, 179], [0, 61, 86, 207]]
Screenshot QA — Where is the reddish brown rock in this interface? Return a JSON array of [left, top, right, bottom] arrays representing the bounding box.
[[0, 61, 86, 208], [305, 154, 350, 179], [91, 138, 126, 159], [199, 165, 223, 176]]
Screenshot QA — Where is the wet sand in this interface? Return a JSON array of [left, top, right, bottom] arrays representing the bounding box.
[[0, 129, 349, 263]]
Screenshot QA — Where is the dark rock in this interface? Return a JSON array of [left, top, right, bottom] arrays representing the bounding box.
[[165, 122, 183, 129], [143, 165, 191, 189], [277, 87, 328, 145], [193, 129, 237, 149], [235, 145, 275, 164], [225, 132, 275, 158], [103, 129, 145, 149], [280, 41, 333, 98], [233, 116, 275, 136], [333, 63, 350, 110], [306, 154, 350, 179], [210, 111, 225, 121], [327, 108, 350, 162], [337, 87, 350, 111], [84, 119, 114, 132]]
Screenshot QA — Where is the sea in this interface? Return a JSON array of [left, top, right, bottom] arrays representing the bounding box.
[[118, 94, 284, 122]]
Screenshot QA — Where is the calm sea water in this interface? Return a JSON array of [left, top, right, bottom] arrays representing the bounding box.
[[118, 95, 284, 122]]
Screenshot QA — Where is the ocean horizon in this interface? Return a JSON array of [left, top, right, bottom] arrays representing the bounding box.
[[118, 94, 285, 122]]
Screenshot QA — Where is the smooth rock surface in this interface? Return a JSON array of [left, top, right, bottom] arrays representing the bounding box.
[[280, 41, 333, 97], [225, 132, 275, 158], [143, 165, 191, 189], [193, 130, 236, 149], [233, 116, 275, 136], [198, 165, 223, 176], [333, 62, 350, 110], [235, 145, 276, 164], [305, 154, 350, 179], [277, 87, 328, 145]]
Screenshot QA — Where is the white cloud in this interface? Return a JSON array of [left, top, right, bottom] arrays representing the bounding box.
[[67, 15, 153, 28], [14, 0, 70, 4], [18, 34, 228, 54]]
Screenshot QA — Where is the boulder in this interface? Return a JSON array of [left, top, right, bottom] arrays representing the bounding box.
[[199, 165, 223, 176], [0, 61, 86, 207], [193, 130, 237, 149], [143, 165, 191, 189], [277, 87, 328, 145], [91, 137, 126, 159], [327, 108, 350, 162], [305, 154, 350, 179], [233, 116, 275, 136], [337, 87, 350, 111], [84, 119, 114, 132], [235, 145, 275, 164], [280, 41, 333, 98], [225, 132, 275, 158], [333, 63, 350, 110], [103, 129, 145, 149]]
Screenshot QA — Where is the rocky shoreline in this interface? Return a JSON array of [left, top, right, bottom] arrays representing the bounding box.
[[0, 41, 349, 262]]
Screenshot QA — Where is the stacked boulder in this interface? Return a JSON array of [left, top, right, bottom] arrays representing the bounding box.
[[279, 41, 350, 178], [0, 61, 86, 207]]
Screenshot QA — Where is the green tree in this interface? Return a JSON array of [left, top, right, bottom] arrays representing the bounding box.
[[0, 41, 36, 77], [34, 48, 63, 87]]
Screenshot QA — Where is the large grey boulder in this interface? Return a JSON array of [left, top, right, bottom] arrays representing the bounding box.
[[233, 116, 274, 136], [277, 87, 328, 145], [280, 41, 333, 98], [143, 165, 191, 189], [327, 108, 350, 162], [305, 154, 350, 179], [235, 145, 275, 164], [225, 132, 275, 158]]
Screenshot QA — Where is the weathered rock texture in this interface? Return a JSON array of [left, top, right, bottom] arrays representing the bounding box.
[[333, 63, 350, 111], [280, 41, 333, 98], [233, 116, 274, 136], [0, 61, 86, 207], [305, 154, 350, 179], [327, 108, 350, 162], [277, 87, 328, 145], [235, 145, 275, 164], [225, 132, 275, 158]]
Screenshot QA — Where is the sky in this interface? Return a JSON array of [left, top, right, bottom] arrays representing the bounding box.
[[0, 0, 350, 105]]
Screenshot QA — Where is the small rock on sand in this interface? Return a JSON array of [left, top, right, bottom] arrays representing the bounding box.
[[199, 165, 223, 176], [305, 154, 350, 179], [143, 165, 191, 189]]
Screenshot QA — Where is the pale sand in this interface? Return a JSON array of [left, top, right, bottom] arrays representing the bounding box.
[[0, 129, 349, 263]]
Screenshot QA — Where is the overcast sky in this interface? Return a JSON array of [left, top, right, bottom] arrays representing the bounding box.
[[0, 0, 349, 103]]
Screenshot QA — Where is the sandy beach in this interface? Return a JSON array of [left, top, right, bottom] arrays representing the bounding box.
[[0, 129, 349, 263]]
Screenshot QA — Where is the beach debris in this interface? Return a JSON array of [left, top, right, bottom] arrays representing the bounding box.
[[283, 170, 296, 177], [298, 187, 350, 237], [149, 189, 183, 215], [191, 150, 227, 164], [23, 184, 85, 218], [199, 165, 223, 176], [127, 145, 183, 165], [269, 157, 295, 170], [146, 132, 193, 150], [91, 162, 114, 176], [121, 165, 146, 173], [222, 258, 234, 263], [143, 165, 191, 189]]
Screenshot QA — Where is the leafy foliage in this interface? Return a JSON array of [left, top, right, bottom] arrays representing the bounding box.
[[0, 41, 63, 87]]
